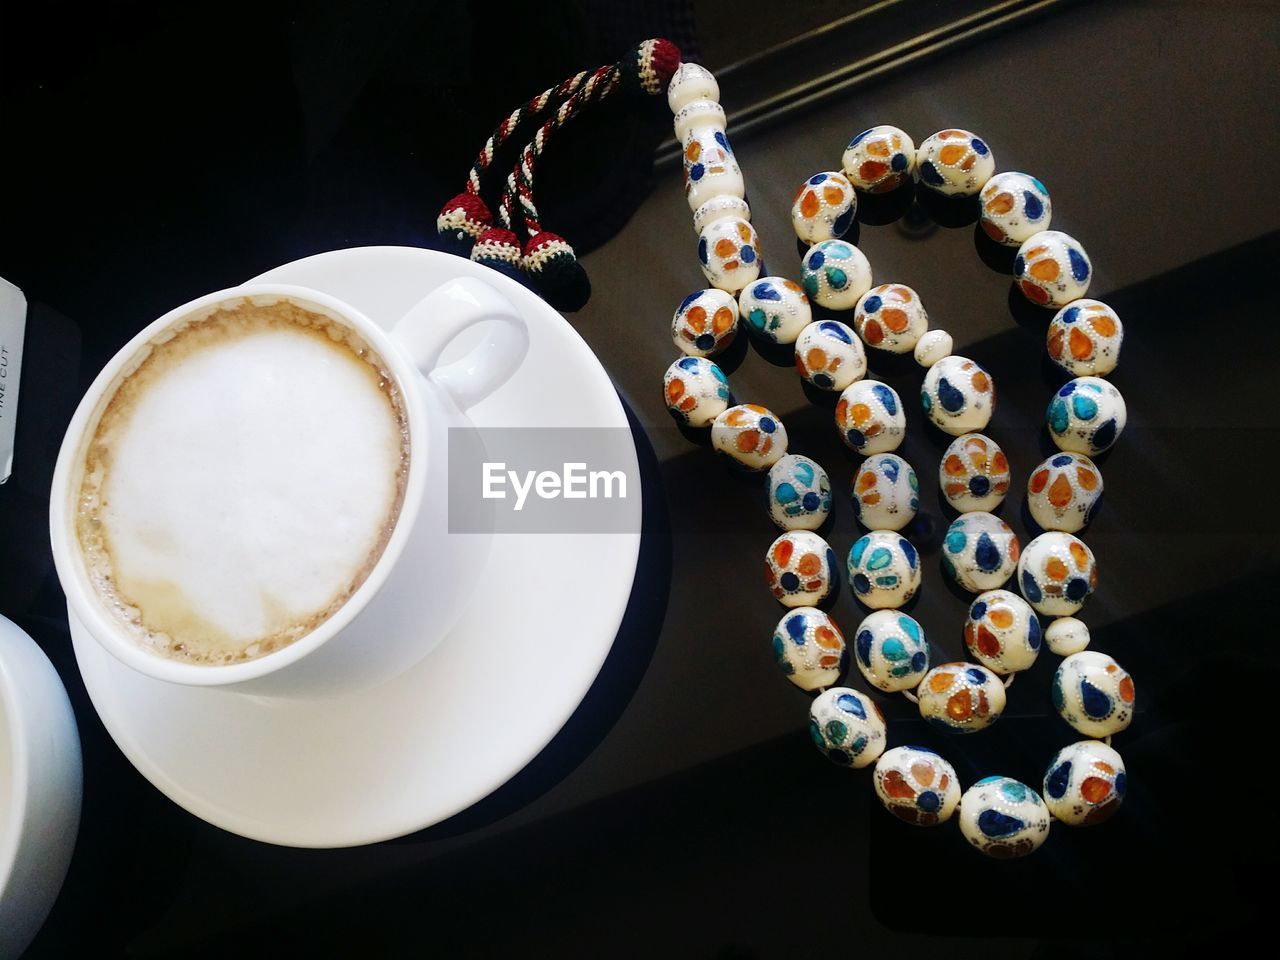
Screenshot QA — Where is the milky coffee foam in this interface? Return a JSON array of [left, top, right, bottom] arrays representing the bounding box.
[[75, 297, 410, 665]]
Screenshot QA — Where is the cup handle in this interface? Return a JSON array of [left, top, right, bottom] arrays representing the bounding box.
[[390, 277, 529, 410]]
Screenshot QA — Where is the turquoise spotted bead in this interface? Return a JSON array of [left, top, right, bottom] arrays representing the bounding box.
[[800, 239, 872, 310], [847, 531, 921, 609], [808, 687, 887, 768], [918, 662, 1006, 734], [852, 610, 930, 692], [662, 356, 730, 428], [916, 129, 995, 197], [1017, 532, 1096, 616], [959, 777, 1051, 858], [873, 746, 961, 826], [851, 454, 919, 531], [1046, 377, 1127, 455], [767, 454, 832, 531], [1053, 651, 1135, 738], [921, 355, 995, 436], [1015, 230, 1091, 307], [979, 172, 1052, 246], [942, 513, 1019, 594], [739, 277, 812, 344], [771, 607, 846, 691], [963, 589, 1041, 676], [1043, 740, 1128, 826]]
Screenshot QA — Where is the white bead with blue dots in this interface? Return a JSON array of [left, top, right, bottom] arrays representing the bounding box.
[[958, 777, 1051, 858]]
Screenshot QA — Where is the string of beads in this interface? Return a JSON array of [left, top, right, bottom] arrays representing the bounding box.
[[658, 55, 1134, 857]]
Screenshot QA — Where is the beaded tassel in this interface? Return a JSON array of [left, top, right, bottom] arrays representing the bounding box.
[[436, 68, 599, 256], [500, 39, 679, 309], [442, 39, 680, 309]]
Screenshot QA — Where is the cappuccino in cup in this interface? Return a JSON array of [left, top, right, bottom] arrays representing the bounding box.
[[72, 296, 410, 665]]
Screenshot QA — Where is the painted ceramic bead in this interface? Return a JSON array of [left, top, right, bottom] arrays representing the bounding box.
[[1047, 300, 1123, 377], [841, 125, 916, 193], [1045, 617, 1090, 656], [800, 240, 872, 310], [854, 283, 928, 353], [663, 356, 730, 427], [939, 433, 1010, 513], [672, 288, 738, 357], [1044, 740, 1127, 826], [771, 607, 845, 691], [791, 171, 857, 244], [1015, 230, 1092, 307], [942, 513, 1020, 594], [913, 329, 953, 367], [847, 531, 921, 609], [1047, 377, 1127, 455], [1028, 453, 1103, 533], [964, 589, 1042, 675], [921, 355, 995, 436], [712, 404, 788, 471], [767, 454, 832, 531], [851, 454, 919, 531], [672, 98, 726, 143], [873, 746, 961, 826], [808, 687, 887, 768], [1054, 651, 1135, 738], [693, 195, 751, 235], [979, 172, 1052, 246], [794, 321, 866, 391], [959, 777, 1051, 858], [853, 610, 930, 692], [698, 217, 761, 293], [667, 61, 719, 113], [916, 129, 995, 197], [918, 663, 1006, 733], [835, 381, 905, 455], [766, 530, 839, 607], [738, 277, 812, 344], [683, 128, 744, 211], [1017, 532, 1097, 616]]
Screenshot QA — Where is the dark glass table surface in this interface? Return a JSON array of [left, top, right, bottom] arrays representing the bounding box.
[[2, 1, 1277, 956]]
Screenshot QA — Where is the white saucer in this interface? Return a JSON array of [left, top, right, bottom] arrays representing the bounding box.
[[71, 247, 641, 848]]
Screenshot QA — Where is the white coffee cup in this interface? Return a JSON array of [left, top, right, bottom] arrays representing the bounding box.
[[49, 276, 528, 698]]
